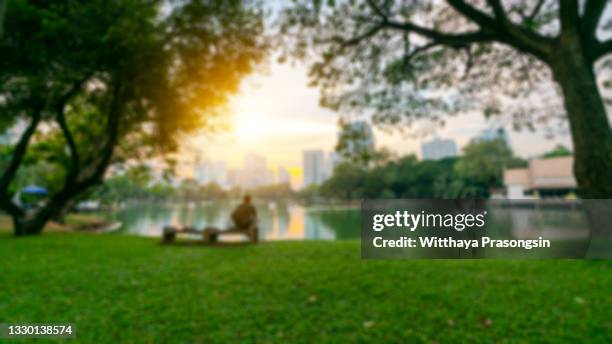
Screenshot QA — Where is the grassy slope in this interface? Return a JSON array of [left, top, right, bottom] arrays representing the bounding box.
[[0, 233, 610, 343]]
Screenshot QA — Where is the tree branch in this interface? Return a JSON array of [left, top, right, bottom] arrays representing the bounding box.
[[593, 39, 612, 61], [382, 19, 495, 48], [402, 42, 440, 71], [582, 0, 607, 58], [559, 0, 579, 33], [0, 196, 24, 218], [526, 0, 546, 22], [0, 106, 43, 220], [479, 0, 554, 62], [365, 0, 387, 18], [352, 2, 495, 56], [55, 79, 87, 182], [446, 0, 497, 28], [582, 0, 606, 38], [334, 23, 384, 48], [27, 78, 126, 230], [361, 0, 553, 63], [0, 108, 42, 196], [485, 0, 506, 22], [76, 77, 123, 189]]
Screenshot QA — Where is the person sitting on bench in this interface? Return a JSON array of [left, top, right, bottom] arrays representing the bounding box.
[[163, 195, 259, 243], [231, 195, 257, 230], [203, 195, 258, 243]]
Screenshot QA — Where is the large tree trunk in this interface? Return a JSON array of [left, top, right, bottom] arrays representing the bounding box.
[[12, 212, 49, 236], [11, 197, 68, 236], [551, 39, 612, 199]]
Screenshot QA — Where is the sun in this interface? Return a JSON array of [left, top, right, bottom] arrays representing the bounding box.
[[233, 111, 262, 138]]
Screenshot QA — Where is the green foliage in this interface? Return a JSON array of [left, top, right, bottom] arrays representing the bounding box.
[[297, 183, 322, 200], [2, 0, 267, 157], [335, 119, 376, 166], [542, 144, 572, 159], [277, 1, 568, 131], [277, 1, 612, 199], [454, 139, 520, 189], [1, 0, 268, 233], [320, 162, 368, 199], [248, 183, 295, 200], [94, 165, 156, 203], [318, 156, 473, 199], [0, 233, 609, 342], [94, 176, 231, 204], [93, 167, 294, 203], [316, 140, 526, 199]]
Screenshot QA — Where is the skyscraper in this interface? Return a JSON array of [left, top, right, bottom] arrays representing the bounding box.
[[226, 169, 241, 188], [421, 137, 458, 160], [194, 155, 228, 187], [194, 159, 214, 185], [214, 161, 227, 187], [244, 152, 267, 172], [302, 150, 326, 187], [337, 120, 375, 158], [278, 166, 290, 184], [242, 152, 274, 188], [474, 127, 511, 147], [324, 151, 341, 180]]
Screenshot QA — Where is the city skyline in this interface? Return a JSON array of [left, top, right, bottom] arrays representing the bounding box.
[[172, 124, 571, 190], [183, 59, 575, 174]]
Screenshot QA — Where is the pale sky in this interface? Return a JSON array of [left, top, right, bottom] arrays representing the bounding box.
[[183, 58, 572, 176], [177, 1, 612, 185]]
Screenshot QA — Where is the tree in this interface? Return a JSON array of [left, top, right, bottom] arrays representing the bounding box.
[[279, 0, 612, 198], [542, 144, 572, 158], [320, 161, 367, 199], [319, 154, 494, 199], [0, 0, 267, 235], [248, 183, 294, 200], [454, 138, 521, 193], [335, 119, 377, 166]]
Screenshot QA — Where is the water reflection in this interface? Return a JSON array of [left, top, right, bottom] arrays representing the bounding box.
[[108, 202, 360, 240], [106, 201, 590, 242]]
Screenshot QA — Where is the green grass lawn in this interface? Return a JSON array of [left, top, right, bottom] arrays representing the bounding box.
[[0, 232, 610, 343]]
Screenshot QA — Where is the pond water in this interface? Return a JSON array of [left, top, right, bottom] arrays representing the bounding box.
[[106, 201, 361, 240], [105, 201, 590, 242]]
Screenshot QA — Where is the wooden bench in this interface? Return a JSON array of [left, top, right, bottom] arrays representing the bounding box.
[[162, 224, 258, 244]]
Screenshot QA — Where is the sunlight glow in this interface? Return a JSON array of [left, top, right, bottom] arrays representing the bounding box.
[[233, 111, 263, 138]]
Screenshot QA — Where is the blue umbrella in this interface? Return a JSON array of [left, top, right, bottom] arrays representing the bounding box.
[[21, 185, 49, 196]]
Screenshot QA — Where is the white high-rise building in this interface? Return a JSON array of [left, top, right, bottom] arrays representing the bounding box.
[[475, 127, 511, 147], [242, 152, 274, 188], [244, 152, 266, 171], [214, 161, 226, 187], [303, 150, 326, 187], [194, 159, 213, 184], [338, 120, 375, 157], [278, 166, 290, 184], [194, 157, 227, 187], [324, 151, 341, 180], [226, 169, 241, 188], [421, 137, 458, 161]]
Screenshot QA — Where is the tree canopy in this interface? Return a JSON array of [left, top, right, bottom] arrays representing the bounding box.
[[279, 0, 612, 198], [0, 0, 268, 235]]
